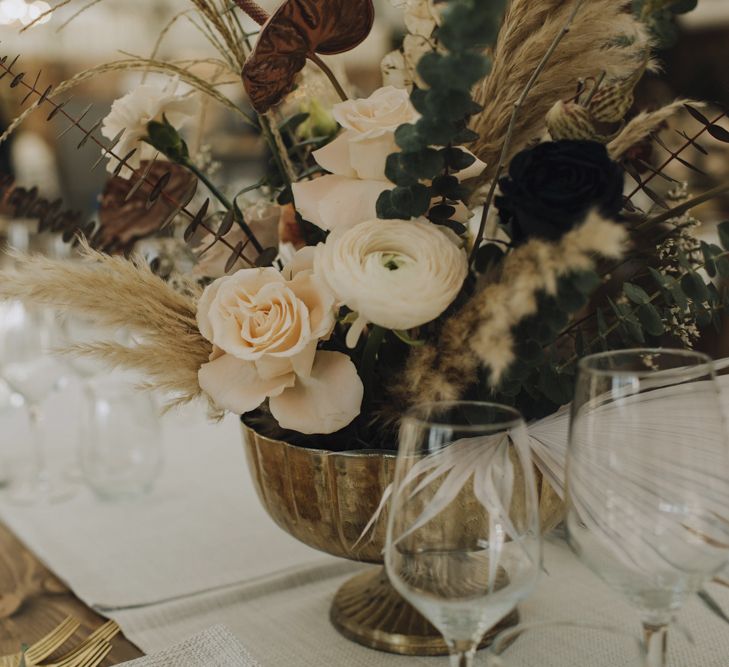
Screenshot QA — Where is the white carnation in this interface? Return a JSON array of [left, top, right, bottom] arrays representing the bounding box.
[[101, 78, 196, 178]]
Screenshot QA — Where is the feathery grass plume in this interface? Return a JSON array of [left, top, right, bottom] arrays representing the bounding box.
[[608, 99, 699, 159], [472, 0, 654, 181], [392, 213, 628, 409], [0, 242, 211, 407]]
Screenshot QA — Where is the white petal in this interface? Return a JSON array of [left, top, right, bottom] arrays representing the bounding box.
[[349, 135, 399, 181], [282, 246, 317, 279], [269, 351, 363, 434], [292, 176, 341, 230], [313, 132, 357, 177], [454, 148, 487, 181], [199, 354, 294, 414], [289, 339, 318, 377], [317, 179, 389, 232], [346, 314, 369, 349], [293, 176, 389, 232], [254, 355, 295, 381], [196, 277, 227, 342]]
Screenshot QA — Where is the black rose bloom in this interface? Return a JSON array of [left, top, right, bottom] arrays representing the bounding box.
[[495, 140, 625, 245]]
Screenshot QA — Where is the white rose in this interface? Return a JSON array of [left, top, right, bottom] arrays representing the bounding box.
[[314, 218, 468, 346], [314, 86, 419, 182], [196, 264, 363, 434], [292, 86, 486, 233], [101, 78, 196, 178]]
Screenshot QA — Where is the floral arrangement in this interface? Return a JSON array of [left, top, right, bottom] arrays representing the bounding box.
[[1, 0, 728, 449]]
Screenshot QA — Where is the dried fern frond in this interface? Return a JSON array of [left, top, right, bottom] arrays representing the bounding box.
[[608, 99, 699, 159], [473, 0, 655, 181], [392, 213, 628, 410], [0, 242, 210, 405]]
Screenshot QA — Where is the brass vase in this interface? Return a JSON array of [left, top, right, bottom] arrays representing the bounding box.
[[241, 423, 565, 656]]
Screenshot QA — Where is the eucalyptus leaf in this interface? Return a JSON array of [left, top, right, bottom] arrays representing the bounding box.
[[624, 282, 651, 305], [638, 303, 665, 336]]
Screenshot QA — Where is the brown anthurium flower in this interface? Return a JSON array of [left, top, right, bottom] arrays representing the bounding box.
[[240, 0, 375, 113]]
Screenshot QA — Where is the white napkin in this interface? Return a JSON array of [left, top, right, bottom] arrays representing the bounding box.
[[118, 625, 260, 667]]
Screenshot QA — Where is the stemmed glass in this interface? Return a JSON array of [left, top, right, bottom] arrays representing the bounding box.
[[0, 300, 75, 504], [385, 401, 541, 667], [566, 349, 729, 667]]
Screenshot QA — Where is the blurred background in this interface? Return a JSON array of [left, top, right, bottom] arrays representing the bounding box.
[[0, 0, 727, 223]]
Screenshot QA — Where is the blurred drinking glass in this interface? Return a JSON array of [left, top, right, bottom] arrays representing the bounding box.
[[80, 375, 163, 501]]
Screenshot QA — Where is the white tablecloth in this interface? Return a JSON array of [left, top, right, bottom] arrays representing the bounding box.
[[1, 392, 729, 665]]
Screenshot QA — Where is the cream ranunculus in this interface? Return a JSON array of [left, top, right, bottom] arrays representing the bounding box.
[[101, 78, 195, 178], [314, 218, 468, 346], [292, 86, 486, 233], [196, 264, 363, 434]]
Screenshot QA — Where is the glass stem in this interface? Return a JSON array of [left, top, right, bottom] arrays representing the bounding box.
[[449, 641, 476, 667], [28, 403, 48, 488], [643, 623, 668, 667]]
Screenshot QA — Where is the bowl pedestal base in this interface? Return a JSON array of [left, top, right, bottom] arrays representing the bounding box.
[[330, 566, 520, 656]]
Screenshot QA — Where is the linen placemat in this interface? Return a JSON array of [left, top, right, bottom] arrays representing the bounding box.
[[118, 625, 260, 667], [110, 538, 729, 667]]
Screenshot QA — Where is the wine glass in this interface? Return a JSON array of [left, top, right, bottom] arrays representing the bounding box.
[[385, 401, 541, 667], [566, 348, 729, 667], [0, 300, 76, 504]]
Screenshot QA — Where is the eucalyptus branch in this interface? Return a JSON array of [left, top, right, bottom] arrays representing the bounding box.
[[552, 220, 700, 346], [639, 178, 729, 230], [181, 157, 264, 253], [627, 111, 726, 199], [469, 0, 587, 264], [558, 249, 729, 371]]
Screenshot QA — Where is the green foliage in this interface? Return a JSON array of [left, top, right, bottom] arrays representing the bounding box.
[[633, 0, 698, 46], [486, 270, 601, 418], [144, 115, 189, 163], [377, 0, 506, 222]]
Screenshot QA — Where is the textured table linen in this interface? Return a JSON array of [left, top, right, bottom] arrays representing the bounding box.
[[118, 625, 260, 666], [1, 392, 729, 664]]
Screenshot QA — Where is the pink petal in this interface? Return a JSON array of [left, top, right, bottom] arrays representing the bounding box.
[[269, 351, 363, 434], [199, 354, 295, 414]]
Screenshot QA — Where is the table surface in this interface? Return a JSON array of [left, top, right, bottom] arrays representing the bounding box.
[[0, 521, 143, 665]]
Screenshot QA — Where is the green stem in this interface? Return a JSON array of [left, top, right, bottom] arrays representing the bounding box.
[[361, 325, 386, 404], [309, 53, 349, 103], [639, 178, 729, 231], [181, 157, 264, 253]]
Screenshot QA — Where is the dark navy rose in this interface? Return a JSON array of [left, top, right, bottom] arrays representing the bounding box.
[[496, 140, 624, 244]]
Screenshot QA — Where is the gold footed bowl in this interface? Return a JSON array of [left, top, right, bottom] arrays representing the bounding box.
[[241, 422, 565, 656]]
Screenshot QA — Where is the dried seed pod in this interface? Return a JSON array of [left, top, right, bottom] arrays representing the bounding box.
[[546, 100, 598, 141]]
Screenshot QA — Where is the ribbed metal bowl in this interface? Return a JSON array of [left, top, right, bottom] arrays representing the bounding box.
[[241, 422, 565, 655]]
